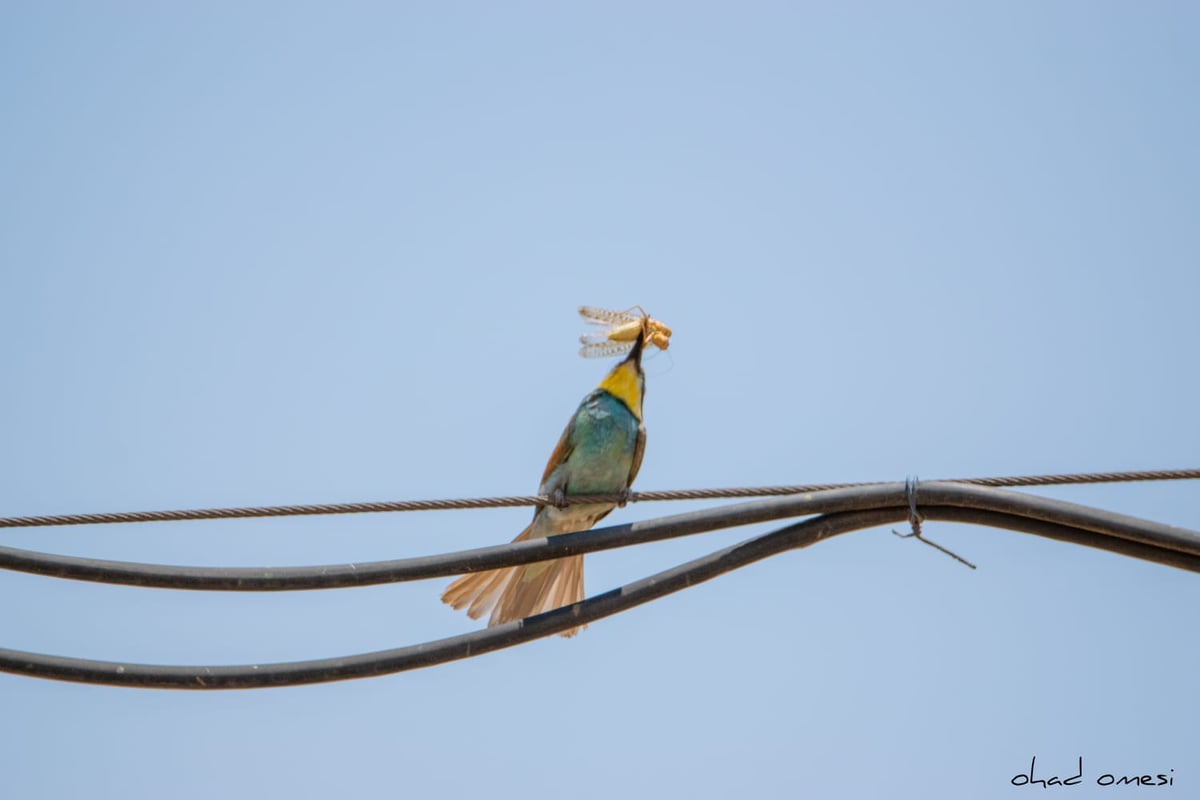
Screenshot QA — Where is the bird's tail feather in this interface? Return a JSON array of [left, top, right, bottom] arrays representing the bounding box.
[[441, 525, 586, 638]]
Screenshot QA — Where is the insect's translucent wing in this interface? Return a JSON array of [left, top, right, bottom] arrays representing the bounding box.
[[579, 340, 635, 359], [579, 332, 616, 346], [578, 306, 640, 326]]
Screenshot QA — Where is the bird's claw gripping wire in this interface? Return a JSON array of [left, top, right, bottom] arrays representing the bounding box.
[[551, 488, 568, 509], [891, 475, 978, 570], [616, 488, 633, 508]]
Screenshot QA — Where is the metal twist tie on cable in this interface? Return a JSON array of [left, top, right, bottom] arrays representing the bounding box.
[[892, 475, 977, 570]]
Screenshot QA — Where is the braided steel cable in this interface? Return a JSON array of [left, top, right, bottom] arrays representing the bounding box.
[[0, 483, 1198, 688], [1, 468, 1197, 530]]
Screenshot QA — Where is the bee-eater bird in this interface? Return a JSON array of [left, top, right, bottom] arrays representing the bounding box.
[[442, 330, 648, 637]]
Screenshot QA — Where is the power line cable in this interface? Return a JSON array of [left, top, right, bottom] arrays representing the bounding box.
[[1, 483, 1197, 689], [1, 482, 1196, 590]]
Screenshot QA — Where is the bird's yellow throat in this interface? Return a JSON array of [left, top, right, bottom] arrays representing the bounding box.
[[597, 358, 644, 419]]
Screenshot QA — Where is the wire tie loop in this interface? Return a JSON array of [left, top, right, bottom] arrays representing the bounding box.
[[892, 475, 978, 570]]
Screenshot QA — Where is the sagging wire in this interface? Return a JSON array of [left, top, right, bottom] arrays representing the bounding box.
[[1, 482, 1195, 591], [0, 482, 1198, 689]]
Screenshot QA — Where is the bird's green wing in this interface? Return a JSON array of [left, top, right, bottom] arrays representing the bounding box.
[[626, 422, 647, 489], [539, 414, 578, 491]]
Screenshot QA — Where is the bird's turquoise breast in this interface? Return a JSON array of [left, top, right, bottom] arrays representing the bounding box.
[[545, 389, 640, 495]]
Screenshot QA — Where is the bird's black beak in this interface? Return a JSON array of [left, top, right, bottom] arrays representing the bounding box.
[[626, 328, 645, 364]]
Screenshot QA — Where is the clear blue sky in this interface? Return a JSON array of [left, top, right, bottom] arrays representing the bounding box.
[[2, 3, 1197, 797]]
